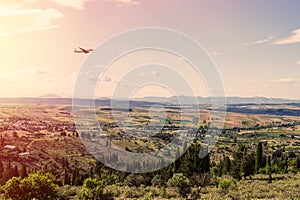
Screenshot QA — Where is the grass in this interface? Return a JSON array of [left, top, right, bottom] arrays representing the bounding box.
[[202, 174, 300, 200], [66, 173, 300, 200]]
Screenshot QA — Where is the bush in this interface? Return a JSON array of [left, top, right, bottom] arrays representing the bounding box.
[[78, 176, 114, 200], [3, 172, 58, 200], [167, 173, 191, 198], [218, 178, 234, 193], [151, 174, 164, 187], [124, 174, 149, 187], [56, 185, 79, 199]]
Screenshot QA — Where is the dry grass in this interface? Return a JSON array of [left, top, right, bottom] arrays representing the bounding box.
[[202, 174, 300, 200]]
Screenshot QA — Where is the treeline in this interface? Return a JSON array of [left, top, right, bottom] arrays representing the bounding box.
[[227, 121, 300, 133], [1, 130, 300, 199], [0, 161, 27, 185], [212, 142, 300, 181], [0, 140, 211, 199]]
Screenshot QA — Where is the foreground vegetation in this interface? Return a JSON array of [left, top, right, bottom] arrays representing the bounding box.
[[1, 137, 300, 199], [1, 104, 300, 199]]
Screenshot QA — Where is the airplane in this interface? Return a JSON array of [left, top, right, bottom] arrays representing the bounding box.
[[74, 47, 93, 54]]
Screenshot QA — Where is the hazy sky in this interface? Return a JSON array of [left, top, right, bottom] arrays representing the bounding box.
[[1, 0, 300, 99]]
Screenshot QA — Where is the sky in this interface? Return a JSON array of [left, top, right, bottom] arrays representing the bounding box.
[[0, 0, 300, 99]]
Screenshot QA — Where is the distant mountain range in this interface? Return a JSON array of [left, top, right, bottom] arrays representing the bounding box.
[[0, 96, 299, 105], [133, 96, 300, 105], [0, 96, 299, 116], [38, 94, 62, 98]]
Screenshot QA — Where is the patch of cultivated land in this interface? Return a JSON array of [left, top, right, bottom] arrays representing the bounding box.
[[0, 105, 96, 178]]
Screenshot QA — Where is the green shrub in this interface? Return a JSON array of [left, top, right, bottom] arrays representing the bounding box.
[[3, 172, 58, 200], [218, 178, 234, 192], [167, 173, 191, 198], [78, 177, 114, 200]]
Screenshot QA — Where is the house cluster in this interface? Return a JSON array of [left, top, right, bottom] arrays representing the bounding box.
[[0, 116, 77, 159], [0, 117, 76, 136]]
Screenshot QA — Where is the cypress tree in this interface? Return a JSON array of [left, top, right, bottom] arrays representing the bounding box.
[[255, 142, 263, 174], [0, 161, 3, 175], [21, 164, 27, 178], [296, 157, 300, 171], [222, 156, 231, 175], [13, 166, 19, 177]]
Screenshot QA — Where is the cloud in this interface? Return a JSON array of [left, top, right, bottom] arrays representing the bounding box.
[[0, 69, 28, 83], [297, 60, 300, 65], [50, 0, 140, 9], [273, 28, 300, 45], [0, 4, 63, 36], [0, 67, 50, 85], [243, 36, 274, 45], [33, 67, 48, 75], [2, 68, 48, 78], [116, 0, 140, 7], [49, 0, 91, 10], [272, 77, 298, 84], [74, 65, 116, 84]]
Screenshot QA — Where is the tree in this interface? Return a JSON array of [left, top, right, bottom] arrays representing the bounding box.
[[2, 161, 13, 182], [177, 142, 210, 177], [3, 172, 57, 200], [64, 169, 71, 185], [222, 156, 231, 175], [3, 177, 23, 200], [12, 165, 19, 177], [0, 161, 3, 176], [124, 174, 148, 187], [296, 157, 300, 172], [230, 158, 242, 180], [167, 173, 191, 198], [229, 145, 245, 180], [72, 167, 82, 186], [191, 172, 211, 199], [242, 154, 254, 178], [255, 142, 263, 174], [78, 176, 113, 200]]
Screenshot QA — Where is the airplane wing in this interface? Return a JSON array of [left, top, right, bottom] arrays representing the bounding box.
[[79, 47, 86, 51], [74, 47, 93, 54]]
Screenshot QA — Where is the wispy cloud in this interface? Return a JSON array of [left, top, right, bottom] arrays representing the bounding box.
[[0, 67, 48, 84], [243, 36, 274, 46], [33, 67, 48, 75], [253, 77, 299, 85], [49, 0, 91, 10], [50, 0, 140, 10], [272, 77, 298, 84], [273, 28, 300, 45], [0, 3, 63, 36], [116, 0, 140, 7]]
